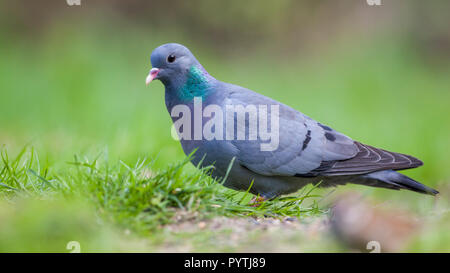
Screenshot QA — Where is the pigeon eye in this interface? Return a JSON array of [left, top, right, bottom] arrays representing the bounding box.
[[167, 54, 176, 63]]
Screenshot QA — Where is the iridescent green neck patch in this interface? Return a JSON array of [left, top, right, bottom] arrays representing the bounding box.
[[176, 66, 211, 101]]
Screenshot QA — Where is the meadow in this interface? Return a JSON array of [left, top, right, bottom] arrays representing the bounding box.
[[0, 20, 449, 252]]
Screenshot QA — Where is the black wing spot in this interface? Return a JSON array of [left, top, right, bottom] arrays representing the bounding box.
[[294, 173, 317, 178], [302, 130, 311, 151], [325, 132, 336, 141], [318, 123, 332, 131]]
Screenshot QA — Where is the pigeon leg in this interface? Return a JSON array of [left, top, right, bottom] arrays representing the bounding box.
[[249, 196, 266, 207]]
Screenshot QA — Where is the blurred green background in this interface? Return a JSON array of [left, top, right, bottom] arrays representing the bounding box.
[[0, 0, 449, 252]]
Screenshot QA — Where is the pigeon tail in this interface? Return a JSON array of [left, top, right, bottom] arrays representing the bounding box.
[[361, 170, 439, 196]]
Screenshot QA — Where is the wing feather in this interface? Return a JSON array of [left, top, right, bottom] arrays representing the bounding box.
[[310, 142, 423, 176]]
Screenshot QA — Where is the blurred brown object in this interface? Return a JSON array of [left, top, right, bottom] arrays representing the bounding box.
[[330, 193, 421, 252]]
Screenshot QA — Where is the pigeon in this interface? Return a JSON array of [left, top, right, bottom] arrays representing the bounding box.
[[145, 43, 438, 199]]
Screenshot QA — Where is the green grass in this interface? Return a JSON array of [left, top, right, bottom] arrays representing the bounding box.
[[0, 146, 324, 250], [0, 19, 449, 252]]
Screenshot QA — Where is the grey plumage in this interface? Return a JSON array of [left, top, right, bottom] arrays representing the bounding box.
[[146, 43, 438, 198]]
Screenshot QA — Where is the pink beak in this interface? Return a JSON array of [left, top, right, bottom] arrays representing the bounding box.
[[146, 68, 160, 85]]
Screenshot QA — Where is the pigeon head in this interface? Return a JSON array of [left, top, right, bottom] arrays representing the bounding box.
[[146, 43, 215, 101], [146, 43, 205, 85]]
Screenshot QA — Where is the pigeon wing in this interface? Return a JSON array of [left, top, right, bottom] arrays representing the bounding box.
[[224, 85, 421, 178]]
